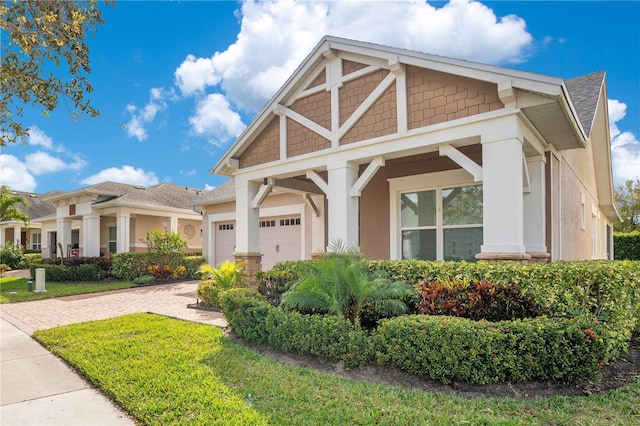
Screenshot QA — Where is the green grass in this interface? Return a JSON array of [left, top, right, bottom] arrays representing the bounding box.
[[34, 313, 640, 426], [0, 276, 134, 303]]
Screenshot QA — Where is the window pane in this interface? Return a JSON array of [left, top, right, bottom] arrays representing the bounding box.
[[442, 185, 483, 225], [108, 226, 117, 240], [401, 190, 436, 227], [443, 227, 483, 262], [402, 229, 436, 260]]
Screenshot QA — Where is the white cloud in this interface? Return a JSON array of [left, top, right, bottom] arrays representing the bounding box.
[[0, 154, 37, 192], [174, 54, 221, 96], [80, 165, 159, 187], [204, 183, 216, 191], [174, 0, 533, 114], [188, 93, 246, 146], [180, 169, 197, 176], [124, 87, 174, 141], [608, 99, 640, 184], [27, 126, 58, 151], [24, 151, 87, 176]]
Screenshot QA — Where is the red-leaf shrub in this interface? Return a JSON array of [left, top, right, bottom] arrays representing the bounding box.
[[416, 280, 541, 321]]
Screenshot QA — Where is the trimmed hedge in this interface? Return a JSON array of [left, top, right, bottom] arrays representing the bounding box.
[[374, 315, 605, 385], [111, 252, 205, 280], [615, 231, 640, 260], [219, 288, 272, 343], [30, 262, 105, 281]]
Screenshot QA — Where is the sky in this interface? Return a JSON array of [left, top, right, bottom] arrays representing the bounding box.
[[1, 0, 639, 194]]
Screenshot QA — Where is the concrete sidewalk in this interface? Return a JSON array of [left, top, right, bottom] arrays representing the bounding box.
[[0, 277, 229, 425], [0, 319, 134, 425]]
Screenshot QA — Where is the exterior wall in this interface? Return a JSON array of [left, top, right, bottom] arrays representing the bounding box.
[[341, 80, 397, 145], [406, 66, 503, 130], [360, 145, 482, 259], [178, 218, 203, 251], [287, 118, 331, 157], [558, 142, 611, 260]]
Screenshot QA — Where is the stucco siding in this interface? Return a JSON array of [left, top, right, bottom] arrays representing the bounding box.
[[406, 66, 503, 130], [239, 117, 280, 168]]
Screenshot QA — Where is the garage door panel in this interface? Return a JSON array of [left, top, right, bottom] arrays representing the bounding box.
[[260, 216, 301, 270], [215, 222, 236, 265]]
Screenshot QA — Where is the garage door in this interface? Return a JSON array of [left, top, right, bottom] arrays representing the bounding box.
[[214, 221, 236, 265], [259, 215, 301, 270]]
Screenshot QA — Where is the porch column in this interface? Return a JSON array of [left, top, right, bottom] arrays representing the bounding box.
[[523, 156, 549, 262], [116, 213, 130, 253], [82, 214, 101, 257], [234, 179, 262, 282], [0, 228, 5, 246], [327, 162, 359, 250], [477, 137, 528, 262], [57, 218, 72, 258], [13, 225, 22, 246], [167, 217, 179, 233], [309, 194, 326, 254]]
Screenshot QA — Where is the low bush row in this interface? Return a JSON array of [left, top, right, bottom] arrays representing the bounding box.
[[30, 262, 106, 281], [614, 231, 640, 260], [111, 252, 204, 280], [258, 259, 640, 362], [219, 288, 606, 383]]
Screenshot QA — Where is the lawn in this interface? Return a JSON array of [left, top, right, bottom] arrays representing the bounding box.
[[0, 276, 135, 303], [34, 313, 640, 426]]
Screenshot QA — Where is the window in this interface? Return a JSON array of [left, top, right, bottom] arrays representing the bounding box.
[[32, 233, 41, 250], [218, 223, 234, 231], [259, 220, 276, 228], [108, 226, 117, 253], [400, 184, 483, 262], [280, 218, 301, 226]]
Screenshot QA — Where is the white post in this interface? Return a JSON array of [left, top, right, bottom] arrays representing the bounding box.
[[116, 213, 130, 253], [327, 162, 359, 250], [35, 268, 46, 293], [310, 194, 326, 254], [480, 137, 526, 255], [167, 217, 179, 233], [234, 179, 261, 254], [13, 225, 22, 247], [82, 214, 101, 257], [56, 218, 72, 257], [0, 228, 5, 246], [523, 156, 547, 253]]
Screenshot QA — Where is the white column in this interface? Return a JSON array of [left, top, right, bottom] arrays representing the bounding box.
[[116, 213, 130, 253], [82, 214, 101, 257], [235, 179, 261, 254], [201, 219, 210, 262], [523, 156, 547, 253], [480, 137, 526, 254], [327, 162, 359, 250], [167, 217, 179, 233], [310, 194, 326, 254], [57, 218, 72, 257], [0, 228, 5, 246], [13, 225, 22, 246]]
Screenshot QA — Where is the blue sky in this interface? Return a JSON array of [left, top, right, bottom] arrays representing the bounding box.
[[2, 0, 639, 193]]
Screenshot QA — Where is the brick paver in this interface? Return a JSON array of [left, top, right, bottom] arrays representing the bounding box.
[[0, 281, 227, 335]]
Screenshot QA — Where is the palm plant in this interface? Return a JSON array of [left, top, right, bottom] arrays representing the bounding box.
[[197, 260, 245, 307], [0, 185, 29, 225], [280, 255, 412, 325]]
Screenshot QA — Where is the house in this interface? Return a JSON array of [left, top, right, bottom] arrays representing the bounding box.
[[0, 189, 58, 251], [34, 181, 206, 258], [200, 36, 618, 276]]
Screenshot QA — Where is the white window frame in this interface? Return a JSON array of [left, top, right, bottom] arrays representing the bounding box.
[[31, 232, 41, 250], [108, 226, 117, 253], [580, 192, 586, 230], [389, 169, 480, 260], [591, 206, 599, 259]]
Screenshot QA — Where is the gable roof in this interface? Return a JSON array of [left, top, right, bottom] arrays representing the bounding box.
[[196, 179, 236, 206], [4, 189, 57, 221], [565, 71, 606, 137], [213, 36, 595, 176]]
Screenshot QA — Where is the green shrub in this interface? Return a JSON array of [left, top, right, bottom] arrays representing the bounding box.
[[74, 263, 104, 281], [197, 280, 221, 306], [183, 255, 205, 279], [416, 280, 541, 321], [143, 229, 187, 254], [614, 231, 640, 260], [132, 274, 156, 285], [219, 288, 273, 343], [256, 270, 299, 306], [265, 309, 372, 368], [374, 314, 606, 384], [111, 252, 191, 280], [0, 243, 25, 269]]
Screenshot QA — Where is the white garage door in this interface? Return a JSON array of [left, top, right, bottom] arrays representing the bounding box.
[[214, 221, 236, 265], [259, 215, 302, 270]]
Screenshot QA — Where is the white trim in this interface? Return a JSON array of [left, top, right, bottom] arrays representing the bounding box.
[[350, 157, 385, 197]]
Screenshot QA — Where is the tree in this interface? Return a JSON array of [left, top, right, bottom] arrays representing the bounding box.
[[615, 178, 640, 233], [0, 0, 113, 146], [0, 185, 30, 225]]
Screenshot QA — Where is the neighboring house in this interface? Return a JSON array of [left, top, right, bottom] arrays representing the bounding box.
[[0, 189, 58, 250], [201, 36, 618, 276], [35, 181, 206, 258]]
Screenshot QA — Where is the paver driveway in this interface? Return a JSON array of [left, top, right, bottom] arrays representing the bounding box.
[[0, 281, 227, 335]]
